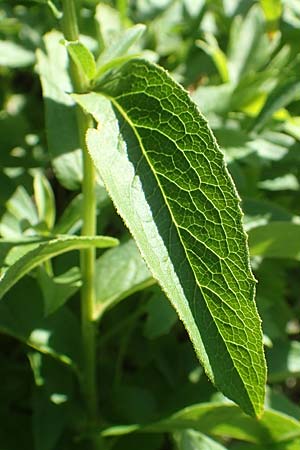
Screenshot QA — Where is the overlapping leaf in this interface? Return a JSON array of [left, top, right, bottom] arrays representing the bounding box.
[[0, 235, 118, 300], [74, 58, 266, 416]]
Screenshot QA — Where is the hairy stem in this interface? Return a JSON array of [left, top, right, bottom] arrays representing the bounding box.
[[61, 0, 98, 426]]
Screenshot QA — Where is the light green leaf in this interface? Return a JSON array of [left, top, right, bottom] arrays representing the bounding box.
[[33, 172, 56, 230], [0, 41, 35, 68], [102, 403, 300, 444], [94, 239, 154, 319], [36, 31, 82, 190], [174, 429, 229, 450], [196, 33, 229, 83], [248, 222, 300, 259], [252, 79, 300, 132], [75, 58, 266, 416], [0, 235, 118, 300], [65, 40, 96, 80], [0, 185, 38, 238], [191, 84, 234, 116], [95, 24, 146, 79]]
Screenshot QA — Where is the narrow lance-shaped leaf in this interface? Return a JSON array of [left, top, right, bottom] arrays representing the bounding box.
[[75, 59, 266, 416], [64, 40, 96, 80], [101, 403, 300, 445], [0, 235, 118, 300]]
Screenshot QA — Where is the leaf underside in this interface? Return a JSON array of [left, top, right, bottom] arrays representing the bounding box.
[[75, 59, 266, 416]]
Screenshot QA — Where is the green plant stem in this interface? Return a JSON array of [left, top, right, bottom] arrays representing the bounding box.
[[61, 0, 98, 427]]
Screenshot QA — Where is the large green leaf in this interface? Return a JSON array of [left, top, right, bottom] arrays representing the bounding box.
[[102, 403, 300, 445], [0, 235, 118, 300], [74, 58, 266, 416]]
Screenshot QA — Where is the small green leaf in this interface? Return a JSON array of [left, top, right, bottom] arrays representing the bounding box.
[[248, 222, 300, 259], [95, 24, 146, 79], [94, 239, 154, 319], [0, 235, 118, 300], [196, 33, 229, 83], [65, 40, 96, 80], [0, 185, 38, 239], [76, 58, 266, 416], [0, 41, 35, 68], [33, 172, 56, 230]]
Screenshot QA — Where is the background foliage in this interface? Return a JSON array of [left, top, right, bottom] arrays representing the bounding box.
[[0, 0, 300, 449]]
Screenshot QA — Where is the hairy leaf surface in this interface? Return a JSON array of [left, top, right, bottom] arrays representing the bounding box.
[[75, 59, 266, 416]]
